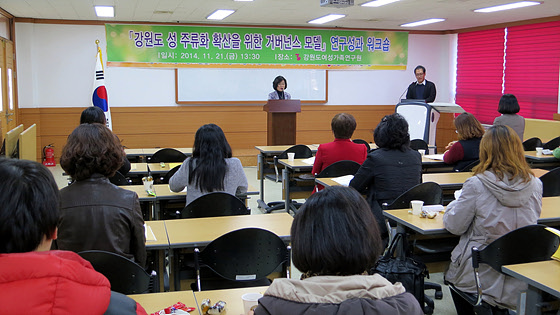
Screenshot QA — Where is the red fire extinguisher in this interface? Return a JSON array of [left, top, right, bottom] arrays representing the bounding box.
[[43, 144, 56, 166]]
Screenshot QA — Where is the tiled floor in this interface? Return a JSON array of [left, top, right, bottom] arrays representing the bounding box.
[[243, 166, 458, 315]]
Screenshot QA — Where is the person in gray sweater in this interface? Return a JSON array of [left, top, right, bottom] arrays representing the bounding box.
[[493, 94, 525, 140], [169, 124, 247, 205]]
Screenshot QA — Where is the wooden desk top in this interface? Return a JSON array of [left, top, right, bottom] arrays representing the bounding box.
[[153, 184, 259, 200], [128, 290, 197, 314], [278, 158, 314, 170], [255, 145, 318, 154], [142, 147, 193, 156], [147, 162, 181, 174], [384, 196, 560, 235], [122, 185, 156, 201], [502, 260, 560, 299], [145, 220, 169, 249], [315, 177, 342, 187], [124, 148, 145, 156], [194, 286, 269, 315], [165, 213, 293, 248], [423, 172, 473, 187], [129, 163, 149, 175]]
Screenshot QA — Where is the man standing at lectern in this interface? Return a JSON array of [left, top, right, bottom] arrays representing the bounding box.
[[406, 65, 436, 103]]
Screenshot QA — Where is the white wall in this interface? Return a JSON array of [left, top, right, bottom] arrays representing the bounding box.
[[15, 22, 455, 108]]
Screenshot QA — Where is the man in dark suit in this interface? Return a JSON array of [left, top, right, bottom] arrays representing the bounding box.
[[406, 65, 436, 103]]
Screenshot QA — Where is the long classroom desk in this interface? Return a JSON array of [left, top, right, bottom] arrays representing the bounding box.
[[383, 196, 560, 237], [165, 213, 293, 291], [525, 151, 560, 169], [255, 145, 318, 205], [277, 158, 315, 212], [502, 260, 560, 315], [144, 221, 170, 292]]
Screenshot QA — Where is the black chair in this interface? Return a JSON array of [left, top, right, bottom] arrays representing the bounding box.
[[161, 165, 181, 184], [258, 145, 313, 213], [149, 148, 187, 163], [540, 167, 560, 197], [108, 171, 131, 186], [447, 224, 560, 315], [410, 139, 429, 152], [456, 159, 479, 172], [523, 137, 542, 151], [78, 250, 158, 294], [179, 192, 249, 219], [543, 136, 560, 150], [352, 139, 371, 152], [315, 160, 362, 178], [382, 182, 443, 210], [192, 228, 290, 291]]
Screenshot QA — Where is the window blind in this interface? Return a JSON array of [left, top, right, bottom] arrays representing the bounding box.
[[504, 21, 560, 120], [456, 29, 505, 124]]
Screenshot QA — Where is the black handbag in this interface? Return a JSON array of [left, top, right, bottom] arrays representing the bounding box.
[[371, 233, 432, 314]]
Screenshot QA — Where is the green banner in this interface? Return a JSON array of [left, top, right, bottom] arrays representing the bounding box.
[[106, 24, 408, 69]]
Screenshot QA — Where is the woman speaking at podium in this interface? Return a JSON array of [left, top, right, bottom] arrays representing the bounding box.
[[268, 75, 291, 100]]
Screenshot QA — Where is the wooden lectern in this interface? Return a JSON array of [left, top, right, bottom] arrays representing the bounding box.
[[263, 99, 301, 145]]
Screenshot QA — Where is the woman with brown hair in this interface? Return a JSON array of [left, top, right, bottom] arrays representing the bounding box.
[[443, 112, 485, 171], [443, 125, 542, 314], [55, 123, 146, 267]]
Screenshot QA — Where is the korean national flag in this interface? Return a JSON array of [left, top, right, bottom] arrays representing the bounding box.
[[92, 45, 112, 130]]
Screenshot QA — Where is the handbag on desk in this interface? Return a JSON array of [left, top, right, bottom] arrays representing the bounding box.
[[371, 233, 432, 314]]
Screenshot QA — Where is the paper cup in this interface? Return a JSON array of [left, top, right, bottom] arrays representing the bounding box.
[[242, 293, 263, 314], [142, 177, 154, 192], [411, 200, 424, 216], [536, 147, 543, 157], [417, 149, 426, 156], [287, 152, 295, 161]]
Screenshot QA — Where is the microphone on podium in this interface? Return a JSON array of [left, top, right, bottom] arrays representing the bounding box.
[[397, 82, 414, 103]]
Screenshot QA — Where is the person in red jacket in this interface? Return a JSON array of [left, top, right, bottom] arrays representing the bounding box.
[[312, 113, 368, 191], [0, 158, 147, 315]]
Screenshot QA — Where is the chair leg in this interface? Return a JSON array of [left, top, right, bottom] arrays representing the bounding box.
[[449, 289, 476, 315]]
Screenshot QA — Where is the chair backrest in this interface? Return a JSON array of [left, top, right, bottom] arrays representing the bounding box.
[[149, 148, 187, 163], [161, 165, 181, 184], [78, 250, 152, 294], [410, 139, 429, 151], [523, 137, 543, 151], [181, 192, 249, 219], [540, 167, 560, 197], [473, 224, 559, 273], [456, 159, 479, 172], [316, 160, 361, 178], [277, 145, 313, 159], [108, 171, 130, 186], [383, 182, 443, 210], [352, 139, 371, 152], [543, 136, 560, 150], [195, 228, 289, 284]]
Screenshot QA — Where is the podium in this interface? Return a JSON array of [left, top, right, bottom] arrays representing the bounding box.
[[263, 100, 301, 145], [396, 100, 465, 152]]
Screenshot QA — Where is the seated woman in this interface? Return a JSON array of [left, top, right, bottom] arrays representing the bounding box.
[[349, 113, 422, 241], [254, 186, 423, 315], [268, 75, 291, 100], [493, 94, 525, 140], [444, 125, 542, 313], [312, 113, 367, 191], [443, 112, 485, 171], [56, 123, 146, 267], [0, 158, 147, 314], [169, 124, 248, 205], [80, 106, 130, 176]]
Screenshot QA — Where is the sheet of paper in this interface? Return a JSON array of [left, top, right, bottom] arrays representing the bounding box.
[[424, 154, 445, 161], [144, 224, 157, 242], [301, 157, 315, 165], [332, 175, 354, 187], [168, 162, 183, 169]]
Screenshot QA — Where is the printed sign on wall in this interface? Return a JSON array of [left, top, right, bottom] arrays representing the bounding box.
[[106, 24, 408, 70]]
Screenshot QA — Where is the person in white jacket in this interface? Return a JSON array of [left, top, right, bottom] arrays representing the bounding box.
[[443, 125, 542, 314]]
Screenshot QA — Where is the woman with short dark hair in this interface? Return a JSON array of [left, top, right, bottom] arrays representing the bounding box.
[[169, 124, 248, 205], [493, 94, 525, 140], [268, 75, 291, 100], [350, 113, 422, 242], [443, 112, 485, 171], [312, 113, 367, 190], [254, 186, 423, 315], [56, 123, 146, 267]]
